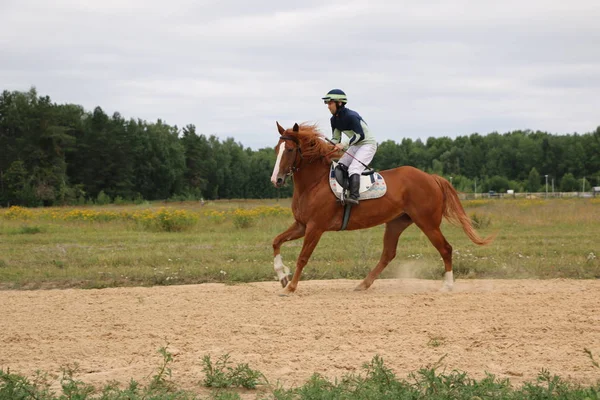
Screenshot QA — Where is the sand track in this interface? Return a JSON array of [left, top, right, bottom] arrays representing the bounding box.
[[1, 279, 600, 393]]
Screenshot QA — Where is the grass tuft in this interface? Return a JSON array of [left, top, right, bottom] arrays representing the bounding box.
[[201, 354, 265, 389]]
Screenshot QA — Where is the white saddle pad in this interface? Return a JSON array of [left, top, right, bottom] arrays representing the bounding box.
[[328, 161, 387, 201]]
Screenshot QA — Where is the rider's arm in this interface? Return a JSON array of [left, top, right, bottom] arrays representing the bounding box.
[[330, 118, 342, 144], [347, 114, 365, 145]]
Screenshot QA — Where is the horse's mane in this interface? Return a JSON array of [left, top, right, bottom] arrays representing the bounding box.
[[295, 123, 335, 160]]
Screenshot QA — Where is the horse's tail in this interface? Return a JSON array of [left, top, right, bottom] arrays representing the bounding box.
[[433, 175, 495, 246]]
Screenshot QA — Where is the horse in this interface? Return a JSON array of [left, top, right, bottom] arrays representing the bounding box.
[[270, 121, 494, 293]]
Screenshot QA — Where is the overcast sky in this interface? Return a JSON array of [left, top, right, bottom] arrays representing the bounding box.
[[1, 0, 599, 149]]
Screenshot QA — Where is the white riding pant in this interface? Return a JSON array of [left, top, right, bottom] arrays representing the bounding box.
[[339, 143, 377, 176]]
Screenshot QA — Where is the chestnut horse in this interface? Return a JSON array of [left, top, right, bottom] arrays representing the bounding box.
[[270, 122, 493, 293]]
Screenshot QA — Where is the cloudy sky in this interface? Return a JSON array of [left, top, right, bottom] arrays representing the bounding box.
[[1, 0, 599, 149]]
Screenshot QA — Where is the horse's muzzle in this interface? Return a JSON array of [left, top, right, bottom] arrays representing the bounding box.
[[271, 176, 285, 188]]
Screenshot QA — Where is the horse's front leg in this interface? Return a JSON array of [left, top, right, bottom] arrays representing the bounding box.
[[285, 225, 324, 293], [272, 221, 306, 287]]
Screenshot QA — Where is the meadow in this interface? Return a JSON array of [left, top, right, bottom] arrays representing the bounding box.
[[0, 197, 599, 290], [2, 198, 600, 399]]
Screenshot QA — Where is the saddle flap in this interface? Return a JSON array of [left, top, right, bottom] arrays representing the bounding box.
[[334, 164, 347, 188]]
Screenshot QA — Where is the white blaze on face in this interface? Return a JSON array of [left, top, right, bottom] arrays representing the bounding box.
[[270, 143, 285, 185]]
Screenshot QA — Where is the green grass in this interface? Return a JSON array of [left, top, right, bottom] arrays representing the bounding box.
[[1, 347, 599, 399], [202, 354, 266, 390], [6, 225, 46, 235], [0, 198, 599, 289]]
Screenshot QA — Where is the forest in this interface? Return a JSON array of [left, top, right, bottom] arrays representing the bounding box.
[[1, 87, 599, 207]]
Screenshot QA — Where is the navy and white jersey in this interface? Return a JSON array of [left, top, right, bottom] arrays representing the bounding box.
[[330, 107, 376, 146]]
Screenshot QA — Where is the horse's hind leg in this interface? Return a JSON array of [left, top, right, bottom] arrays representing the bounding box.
[[415, 222, 454, 291], [355, 214, 413, 291], [272, 221, 306, 287]]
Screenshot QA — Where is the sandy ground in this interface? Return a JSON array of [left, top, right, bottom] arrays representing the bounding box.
[[1, 278, 600, 395]]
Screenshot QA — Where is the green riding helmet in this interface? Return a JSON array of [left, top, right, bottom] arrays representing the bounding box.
[[322, 89, 348, 104]]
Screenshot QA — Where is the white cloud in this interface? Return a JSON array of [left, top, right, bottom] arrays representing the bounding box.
[[1, 0, 598, 149]]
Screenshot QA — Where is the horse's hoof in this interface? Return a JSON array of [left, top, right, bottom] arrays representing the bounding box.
[[354, 282, 370, 291], [283, 284, 297, 294], [439, 285, 453, 292], [280, 276, 289, 288]]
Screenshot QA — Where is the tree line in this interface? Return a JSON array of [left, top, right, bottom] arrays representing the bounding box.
[[1, 88, 599, 207]]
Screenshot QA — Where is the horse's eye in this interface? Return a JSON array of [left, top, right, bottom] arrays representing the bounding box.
[[287, 148, 293, 152]]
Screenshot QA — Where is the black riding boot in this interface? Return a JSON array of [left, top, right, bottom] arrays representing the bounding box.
[[347, 174, 360, 205]]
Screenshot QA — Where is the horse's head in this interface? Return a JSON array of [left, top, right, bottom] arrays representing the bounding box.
[[271, 122, 302, 188]]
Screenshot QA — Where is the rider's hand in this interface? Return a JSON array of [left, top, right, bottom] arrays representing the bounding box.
[[335, 143, 345, 151]]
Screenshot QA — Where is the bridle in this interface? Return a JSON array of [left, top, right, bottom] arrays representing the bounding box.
[[280, 135, 303, 176]]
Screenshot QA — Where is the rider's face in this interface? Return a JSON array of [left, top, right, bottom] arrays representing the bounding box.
[[326, 100, 338, 115]]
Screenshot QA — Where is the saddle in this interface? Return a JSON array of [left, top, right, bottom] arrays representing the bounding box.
[[328, 162, 387, 231], [329, 161, 387, 202]]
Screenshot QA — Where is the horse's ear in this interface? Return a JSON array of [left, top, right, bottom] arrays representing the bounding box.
[[293, 123, 299, 132], [276, 121, 285, 135]]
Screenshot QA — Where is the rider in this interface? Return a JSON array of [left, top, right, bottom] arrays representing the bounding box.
[[322, 89, 377, 205]]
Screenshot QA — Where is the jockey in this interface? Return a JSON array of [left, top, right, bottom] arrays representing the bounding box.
[[322, 89, 377, 205]]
